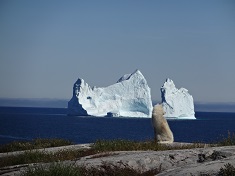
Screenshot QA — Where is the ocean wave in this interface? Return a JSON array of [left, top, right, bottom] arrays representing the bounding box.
[[0, 134, 30, 140]]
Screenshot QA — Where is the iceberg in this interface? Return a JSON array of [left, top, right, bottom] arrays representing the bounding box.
[[68, 70, 153, 117], [161, 79, 196, 119]]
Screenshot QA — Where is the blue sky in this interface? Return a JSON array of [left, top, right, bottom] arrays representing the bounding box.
[[0, 0, 235, 103]]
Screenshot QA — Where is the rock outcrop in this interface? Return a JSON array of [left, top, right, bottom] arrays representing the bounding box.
[[2, 144, 235, 176]]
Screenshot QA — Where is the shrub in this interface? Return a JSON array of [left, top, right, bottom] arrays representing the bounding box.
[[218, 163, 235, 176]]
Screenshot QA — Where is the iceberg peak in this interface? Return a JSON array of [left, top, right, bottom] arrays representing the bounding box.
[[161, 79, 195, 119], [117, 69, 143, 83], [68, 70, 153, 117]]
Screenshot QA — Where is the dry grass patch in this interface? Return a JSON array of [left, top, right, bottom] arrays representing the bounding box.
[[0, 139, 206, 168], [0, 149, 95, 168], [92, 139, 205, 152], [0, 138, 73, 153], [217, 131, 235, 146]]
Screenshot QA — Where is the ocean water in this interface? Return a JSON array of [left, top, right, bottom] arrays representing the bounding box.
[[0, 107, 235, 145]]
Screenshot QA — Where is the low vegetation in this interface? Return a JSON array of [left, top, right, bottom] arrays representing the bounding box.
[[0, 139, 204, 168], [0, 149, 96, 168], [0, 138, 73, 153], [218, 163, 235, 176], [217, 131, 235, 146], [92, 139, 205, 152], [0, 134, 234, 175], [22, 162, 161, 176], [20, 160, 235, 176]]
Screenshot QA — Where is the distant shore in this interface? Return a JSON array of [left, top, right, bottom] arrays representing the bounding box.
[[1, 98, 235, 112]]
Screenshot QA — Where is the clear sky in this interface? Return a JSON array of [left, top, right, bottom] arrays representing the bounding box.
[[0, 0, 235, 103]]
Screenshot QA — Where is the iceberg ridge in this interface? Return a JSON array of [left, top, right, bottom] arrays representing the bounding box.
[[161, 79, 196, 119], [68, 70, 153, 118]]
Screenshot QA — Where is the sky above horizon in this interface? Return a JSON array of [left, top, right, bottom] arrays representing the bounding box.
[[0, 0, 235, 103]]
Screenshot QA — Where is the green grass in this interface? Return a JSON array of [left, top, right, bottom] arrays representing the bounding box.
[[0, 138, 73, 153], [0, 139, 204, 168], [1, 131, 234, 154], [22, 164, 81, 176], [0, 149, 96, 168], [0, 133, 235, 176], [1, 134, 234, 169], [92, 139, 204, 152], [21, 159, 235, 176]]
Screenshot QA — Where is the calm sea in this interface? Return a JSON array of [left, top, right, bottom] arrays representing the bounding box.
[[0, 107, 235, 145]]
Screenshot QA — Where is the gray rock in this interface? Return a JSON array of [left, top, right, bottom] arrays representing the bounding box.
[[1, 144, 235, 176]]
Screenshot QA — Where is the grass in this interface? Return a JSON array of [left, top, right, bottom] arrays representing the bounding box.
[[216, 131, 235, 146], [21, 162, 161, 176], [1, 131, 234, 154], [92, 139, 205, 152], [0, 133, 234, 169], [0, 139, 203, 168], [20, 159, 235, 176], [0, 138, 73, 153], [22, 164, 81, 176], [0, 149, 96, 168]]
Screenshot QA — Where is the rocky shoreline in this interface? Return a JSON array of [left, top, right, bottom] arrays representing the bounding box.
[[1, 143, 235, 176]]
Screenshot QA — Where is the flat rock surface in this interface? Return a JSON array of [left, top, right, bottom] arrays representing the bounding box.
[[1, 143, 235, 176]]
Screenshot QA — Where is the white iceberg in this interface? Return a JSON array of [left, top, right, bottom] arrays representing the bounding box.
[[68, 70, 153, 117], [161, 79, 196, 119]]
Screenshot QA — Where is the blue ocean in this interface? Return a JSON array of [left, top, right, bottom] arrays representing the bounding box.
[[0, 107, 235, 145]]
